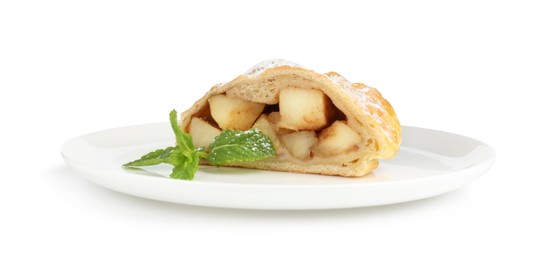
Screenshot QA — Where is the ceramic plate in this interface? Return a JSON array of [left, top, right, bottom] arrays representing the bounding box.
[[61, 123, 494, 210]]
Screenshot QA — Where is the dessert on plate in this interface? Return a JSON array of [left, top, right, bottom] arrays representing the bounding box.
[[179, 60, 401, 177]]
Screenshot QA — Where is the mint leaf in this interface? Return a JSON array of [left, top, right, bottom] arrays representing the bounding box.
[[169, 110, 195, 154], [167, 109, 199, 180], [123, 146, 176, 167], [208, 128, 275, 165], [169, 152, 199, 180]]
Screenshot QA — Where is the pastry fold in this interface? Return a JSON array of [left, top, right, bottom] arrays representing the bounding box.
[[180, 60, 401, 177]]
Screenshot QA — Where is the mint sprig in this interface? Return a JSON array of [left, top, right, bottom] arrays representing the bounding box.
[[122, 110, 275, 180], [209, 129, 275, 165]]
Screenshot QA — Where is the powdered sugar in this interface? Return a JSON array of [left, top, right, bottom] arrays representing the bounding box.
[[245, 59, 302, 77], [326, 73, 384, 111]]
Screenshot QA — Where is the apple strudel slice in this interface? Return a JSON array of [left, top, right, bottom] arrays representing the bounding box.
[[179, 60, 401, 177]]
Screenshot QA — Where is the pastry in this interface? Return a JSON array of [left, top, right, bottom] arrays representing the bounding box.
[[179, 60, 401, 177]]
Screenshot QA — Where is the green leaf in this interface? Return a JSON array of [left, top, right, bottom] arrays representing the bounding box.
[[123, 146, 176, 167], [208, 128, 275, 165], [169, 110, 195, 153], [165, 147, 186, 166], [169, 152, 199, 180]]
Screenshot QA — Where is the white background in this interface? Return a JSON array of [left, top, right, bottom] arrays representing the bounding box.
[[1, 0, 551, 259]]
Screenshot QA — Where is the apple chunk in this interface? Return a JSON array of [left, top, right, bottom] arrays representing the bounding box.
[[189, 117, 222, 149], [278, 87, 333, 131], [209, 94, 265, 130], [252, 114, 281, 152], [266, 112, 292, 135], [315, 121, 361, 155], [281, 131, 317, 160]]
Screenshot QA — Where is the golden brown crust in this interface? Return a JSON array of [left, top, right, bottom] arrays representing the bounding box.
[[180, 60, 401, 177]]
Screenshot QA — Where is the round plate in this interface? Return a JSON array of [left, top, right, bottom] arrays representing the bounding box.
[[61, 123, 495, 210]]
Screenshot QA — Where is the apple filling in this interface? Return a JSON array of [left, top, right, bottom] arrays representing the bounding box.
[[187, 87, 365, 164]]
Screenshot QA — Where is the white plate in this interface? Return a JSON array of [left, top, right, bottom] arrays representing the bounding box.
[[61, 123, 495, 210]]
